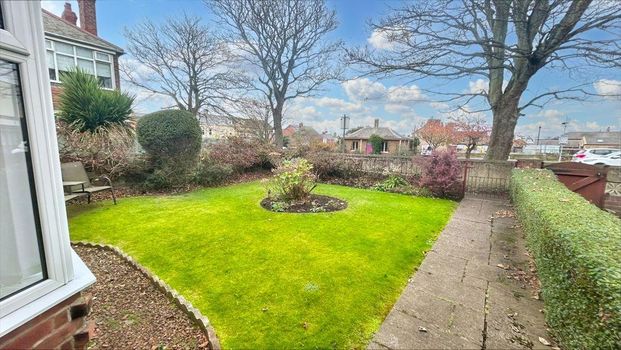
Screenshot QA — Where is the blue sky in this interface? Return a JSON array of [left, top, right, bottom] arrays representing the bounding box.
[[42, 0, 621, 139]]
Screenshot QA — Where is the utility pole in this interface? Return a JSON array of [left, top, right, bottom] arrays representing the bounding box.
[[340, 114, 350, 153], [558, 119, 569, 162], [536, 126, 541, 154]]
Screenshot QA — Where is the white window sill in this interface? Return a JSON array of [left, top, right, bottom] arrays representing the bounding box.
[[0, 250, 95, 337]]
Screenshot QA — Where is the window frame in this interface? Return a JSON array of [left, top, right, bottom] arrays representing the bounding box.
[[351, 141, 359, 151], [381, 141, 389, 153], [44, 36, 115, 90], [0, 0, 94, 333]]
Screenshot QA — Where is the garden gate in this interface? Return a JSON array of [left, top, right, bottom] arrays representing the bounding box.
[[545, 162, 608, 208]]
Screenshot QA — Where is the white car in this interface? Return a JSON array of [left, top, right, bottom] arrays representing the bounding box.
[[572, 148, 620, 162], [580, 151, 621, 167]]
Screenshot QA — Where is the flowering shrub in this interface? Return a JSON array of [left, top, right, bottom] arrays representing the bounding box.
[[418, 150, 462, 198], [266, 158, 316, 201]]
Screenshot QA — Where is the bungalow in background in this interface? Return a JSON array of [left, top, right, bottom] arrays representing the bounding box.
[[283, 123, 323, 147], [344, 119, 412, 155], [43, 0, 124, 108]]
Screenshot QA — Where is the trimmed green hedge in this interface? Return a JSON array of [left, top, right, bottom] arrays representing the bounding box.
[[510, 169, 621, 349]]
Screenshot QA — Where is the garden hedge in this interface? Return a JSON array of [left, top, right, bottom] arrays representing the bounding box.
[[510, 169, 621, 349]]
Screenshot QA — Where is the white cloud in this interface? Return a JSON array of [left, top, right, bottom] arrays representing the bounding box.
[[367, 29, 396, 50], [386, 85, 424, 103], [468, 79, 488, 94], [593, 79, 621, 100], [342, 78, 386, 101], [313, 97, 364, 113], [536, 109, 564, 119]]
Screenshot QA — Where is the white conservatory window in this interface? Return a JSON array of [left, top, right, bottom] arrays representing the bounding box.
[[0, 0, 95, 337]]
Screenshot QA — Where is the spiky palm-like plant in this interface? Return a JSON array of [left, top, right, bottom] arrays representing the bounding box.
[[57, 68, 134, 132]]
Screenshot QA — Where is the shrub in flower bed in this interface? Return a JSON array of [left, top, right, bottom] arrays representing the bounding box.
[[371, 175, 433, 197], [267, 158, 317, 201], [510, 169, 621, 349], [417, 150, 462, 198]]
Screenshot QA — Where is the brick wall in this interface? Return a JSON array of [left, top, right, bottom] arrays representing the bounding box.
[[0, 292, 92, 350], [51, 84, 62, 110]]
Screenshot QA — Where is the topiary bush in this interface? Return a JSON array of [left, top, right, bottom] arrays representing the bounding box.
[[510, 169, 621, 349], [57, 68, 134, 132], [417, 150, 462, 198], [136, 109, 202, 187]]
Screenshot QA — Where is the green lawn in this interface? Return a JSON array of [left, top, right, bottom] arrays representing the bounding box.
[[68, 182, 456, 349]]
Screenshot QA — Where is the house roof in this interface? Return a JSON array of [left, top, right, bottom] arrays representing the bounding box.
[[581, 131, 621, 146], [344, 126, 409, 141], [42, 10, 124, 54]]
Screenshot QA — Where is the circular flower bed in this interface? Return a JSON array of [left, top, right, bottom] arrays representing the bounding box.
[[261, 194, 347, 213]]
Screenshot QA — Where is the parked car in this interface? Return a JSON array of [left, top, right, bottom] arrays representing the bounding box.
[[572, 148, 620, 162], [580, 151, 621, 167]]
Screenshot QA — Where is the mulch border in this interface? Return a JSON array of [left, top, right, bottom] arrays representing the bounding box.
[[72, 241, 221, 350]]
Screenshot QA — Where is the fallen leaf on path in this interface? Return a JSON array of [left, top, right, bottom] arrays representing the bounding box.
[[497, 263, 510, 270], [418, 326, 427, 333], [538, 337, 551, 346]]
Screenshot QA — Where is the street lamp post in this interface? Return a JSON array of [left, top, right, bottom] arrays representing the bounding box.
[[340, 114, 350, 153], [558, 120, 569, 162]]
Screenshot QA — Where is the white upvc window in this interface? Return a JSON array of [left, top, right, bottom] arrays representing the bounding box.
[[0, 0, 95, 337], [45, 38, 115, 89]]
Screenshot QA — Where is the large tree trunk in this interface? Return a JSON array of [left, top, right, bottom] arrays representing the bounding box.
[[272, 104, 284, 148], [486, 99, 519, 161]]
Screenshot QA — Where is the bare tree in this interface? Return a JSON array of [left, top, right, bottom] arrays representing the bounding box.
[[123, 14, 246, 117], [348, 0, 621, 160], [231, 98, 274, 144], [207, 0, 342, 147]]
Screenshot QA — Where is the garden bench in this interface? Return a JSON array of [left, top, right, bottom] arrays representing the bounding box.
[[61, 162, 117, 204]]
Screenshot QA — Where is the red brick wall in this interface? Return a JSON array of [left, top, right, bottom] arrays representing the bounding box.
[[51, 84, 62, 111], [0, 293, 92, 350], [77, 0, 97, 36]]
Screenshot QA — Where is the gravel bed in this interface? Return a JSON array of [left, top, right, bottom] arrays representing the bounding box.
[[74, 245, 209, 349]]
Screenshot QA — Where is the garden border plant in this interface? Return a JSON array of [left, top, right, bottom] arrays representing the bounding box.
[[510, 169, 621, 349], [262, 158, 347, 213]]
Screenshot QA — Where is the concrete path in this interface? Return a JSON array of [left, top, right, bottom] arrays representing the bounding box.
[[369, 196, 556, 350]]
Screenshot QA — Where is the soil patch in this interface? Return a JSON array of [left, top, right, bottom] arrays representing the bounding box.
[[261, 194, 347, 213], [73, 245, 209, 349]]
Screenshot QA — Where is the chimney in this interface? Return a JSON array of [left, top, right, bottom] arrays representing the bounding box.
[[77, 0, 97, 36], [374, 119, 380, 128], [61, 2, 78, 25], [298, 122, 304, 128]]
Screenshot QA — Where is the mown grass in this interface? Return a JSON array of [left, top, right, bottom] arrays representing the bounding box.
[[68, 182, 456, 349]]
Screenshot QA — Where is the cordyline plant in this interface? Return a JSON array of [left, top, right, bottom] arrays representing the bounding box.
[[57, 68, 134, 132], [266, 158, 317, 201]]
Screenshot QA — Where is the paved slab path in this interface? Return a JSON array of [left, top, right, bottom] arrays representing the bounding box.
[[369, 196, 556, 350]]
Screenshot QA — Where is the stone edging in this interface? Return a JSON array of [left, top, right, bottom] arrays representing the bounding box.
[[72, 241, 221, 350]]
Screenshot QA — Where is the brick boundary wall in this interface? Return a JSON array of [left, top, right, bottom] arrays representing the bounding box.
[[0, 293, 92, 349], [71, 242, 221, 350]]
